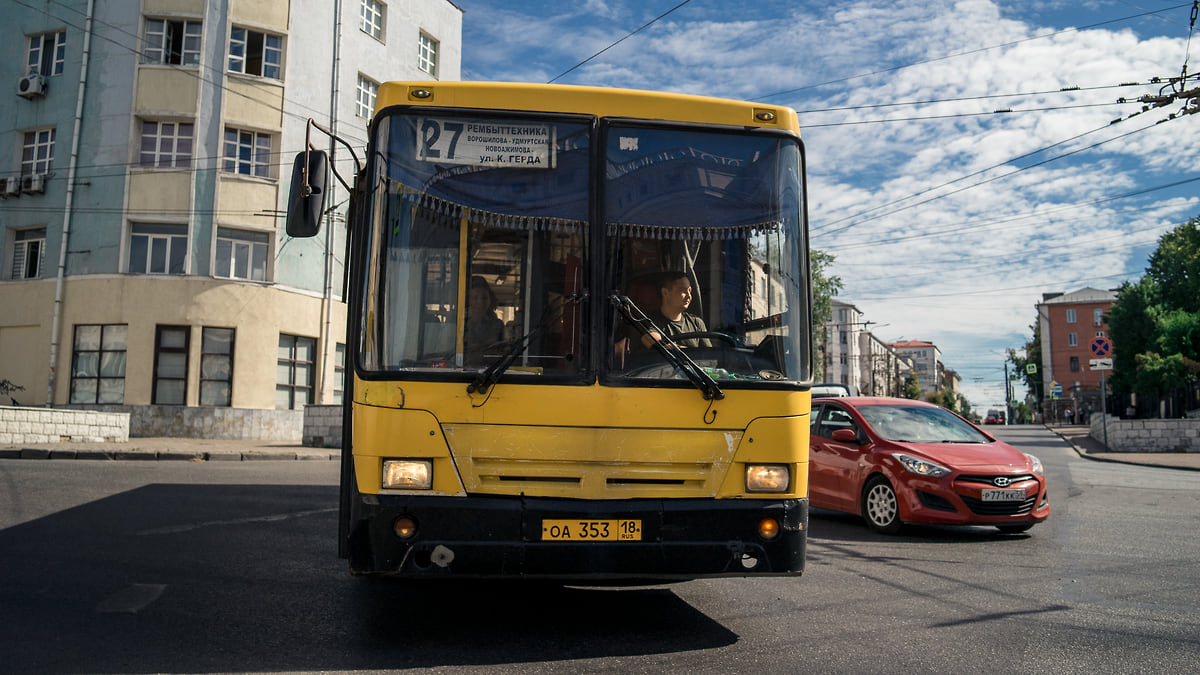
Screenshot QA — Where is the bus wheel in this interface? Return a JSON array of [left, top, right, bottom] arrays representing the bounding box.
[[862, 476, 902, 534]]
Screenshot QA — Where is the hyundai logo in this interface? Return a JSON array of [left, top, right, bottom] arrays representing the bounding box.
[[993, 476, 1012, 487]]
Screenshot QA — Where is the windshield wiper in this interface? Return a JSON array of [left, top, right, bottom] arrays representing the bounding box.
[[467, 291, 587, 396], [610, 292, 724, 401]]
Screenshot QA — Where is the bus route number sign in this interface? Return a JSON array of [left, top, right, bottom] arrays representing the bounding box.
[[417, 118, 554, 169], [542, 519, 642, 542]]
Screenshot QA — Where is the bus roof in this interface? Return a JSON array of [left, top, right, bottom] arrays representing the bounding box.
[[374, 81, 801, 135]]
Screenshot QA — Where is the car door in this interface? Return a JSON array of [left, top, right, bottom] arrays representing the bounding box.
[[809, 402, 865, 512]]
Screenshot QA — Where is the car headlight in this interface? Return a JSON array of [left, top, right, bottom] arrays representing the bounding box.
[[1025, 453, 1044, 476], [893, 453, 951, 478], [382, 460, 432, 489], [746, 464, 790, 493]]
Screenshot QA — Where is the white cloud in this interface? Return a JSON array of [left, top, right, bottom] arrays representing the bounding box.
[[456, 0, 1200, 407]]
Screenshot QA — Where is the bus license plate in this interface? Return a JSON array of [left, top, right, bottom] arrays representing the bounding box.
[[981, 489, 1025, 502], [542, 519, 642, 541]]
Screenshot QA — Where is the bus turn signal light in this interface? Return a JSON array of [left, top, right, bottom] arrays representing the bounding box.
[[393, 516, 418, 539], [757, 518, 780, 540]]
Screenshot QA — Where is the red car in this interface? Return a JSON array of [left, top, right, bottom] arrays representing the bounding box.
[[808, 397, 1049, 534]]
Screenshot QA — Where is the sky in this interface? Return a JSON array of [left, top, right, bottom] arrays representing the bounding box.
[[450, 0, 1200, 409]]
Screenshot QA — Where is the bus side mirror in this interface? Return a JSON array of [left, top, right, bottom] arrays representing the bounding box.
[[286, 150, 328, 238]]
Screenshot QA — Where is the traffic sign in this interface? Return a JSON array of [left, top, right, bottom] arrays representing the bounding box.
[[1051, 380, 1062, 399], [1090, 358, 1113, 370], [1025, 363, 1037, 375], [1090, 337, 1112, 357]]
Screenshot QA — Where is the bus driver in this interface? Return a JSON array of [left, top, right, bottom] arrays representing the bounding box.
[[640, 271, 713, 349]]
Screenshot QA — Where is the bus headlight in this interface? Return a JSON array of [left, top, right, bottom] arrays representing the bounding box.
[[382, 460, 432, 489], [746, 464, 789, 493]]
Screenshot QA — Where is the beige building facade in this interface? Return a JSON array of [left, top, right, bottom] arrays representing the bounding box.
[[2, 0, 462, 434]]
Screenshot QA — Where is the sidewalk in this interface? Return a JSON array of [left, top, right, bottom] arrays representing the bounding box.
[[0, 436, 337, 462], [1046, 424, 1200, 472]]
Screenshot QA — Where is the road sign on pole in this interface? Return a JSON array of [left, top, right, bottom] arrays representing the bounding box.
[[1090, 358, 1113, 370], [1090, 337, 1113, 358]]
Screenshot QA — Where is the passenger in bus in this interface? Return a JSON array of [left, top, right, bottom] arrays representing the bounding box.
[[465, 275, 505, 363], [640, 271, 713, 349]]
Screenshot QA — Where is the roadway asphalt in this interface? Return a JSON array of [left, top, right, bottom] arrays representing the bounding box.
[[2, 424, 1197, 470]]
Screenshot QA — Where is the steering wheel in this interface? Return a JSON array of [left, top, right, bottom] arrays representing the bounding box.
[[670, 331, 739, 347]]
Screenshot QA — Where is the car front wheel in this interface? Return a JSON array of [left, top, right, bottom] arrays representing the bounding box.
[[862, 475, 902, 534]]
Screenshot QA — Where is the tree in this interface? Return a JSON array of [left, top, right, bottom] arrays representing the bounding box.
[[810, 249, 843, 382], [1108, 276, 1160, 396], [1146, 216, 1200, 313], [901, 372, 921, 399], [1105, 215, 1200, 411]]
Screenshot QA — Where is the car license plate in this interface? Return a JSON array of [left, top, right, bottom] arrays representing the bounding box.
[[981, 488, 1026, 502], [542, 519, 642, 541]]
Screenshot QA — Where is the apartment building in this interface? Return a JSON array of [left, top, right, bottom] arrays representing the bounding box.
[[1, 0, 462, 435], [889, 340, 942, 398], [1036, 287, 1117, 422], [823, 300, 913, 396]]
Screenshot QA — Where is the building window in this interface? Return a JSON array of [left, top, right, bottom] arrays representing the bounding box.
[[1068, 332, 1077, 347], [139, 120, 194, 168], [215, 227, 269, 280], [143, 19, 202, 65], [1069, 356, 1080, 372], [277, 334, 315, 410], [223, 128, 273, 178], [356, 74, 378, 118], [129, 223, 187, 274], [228, 27, 282, 79], [70, 324, 127, 404], [417, 32, 438, 76], [200, 327, 234, 406], [1094, 307, 1104, 326], [26, 31, 66, 76], [361, 0, 386, 41], [333, 343, 346, 404], [1095, 331, 1106, 338], [9, 228, 46, 280], [22, 129, 56, 176], [153, 325, 190, 405], [1065, 308, 1076, 323]]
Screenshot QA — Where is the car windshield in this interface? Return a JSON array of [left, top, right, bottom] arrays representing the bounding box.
[[857, 404, 990, 443]]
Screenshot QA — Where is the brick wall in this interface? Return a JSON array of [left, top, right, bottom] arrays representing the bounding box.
[[0, 406, 130, 444], [1091, 414, 1200, 453], [303, 404, 343, 448]]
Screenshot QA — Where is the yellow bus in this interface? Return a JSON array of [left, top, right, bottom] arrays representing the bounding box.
[[287, 81, 813, 580]]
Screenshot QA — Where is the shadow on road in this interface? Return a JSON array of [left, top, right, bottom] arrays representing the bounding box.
[[0, 484, 736, 674]]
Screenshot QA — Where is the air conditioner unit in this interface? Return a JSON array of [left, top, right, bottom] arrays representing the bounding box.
[[21, 173, 45, 194], [17, 73, 46, 99], [1, 177, 20, 198]]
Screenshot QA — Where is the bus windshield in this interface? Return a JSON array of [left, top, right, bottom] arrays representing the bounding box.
[[359, 110, 809, 388]]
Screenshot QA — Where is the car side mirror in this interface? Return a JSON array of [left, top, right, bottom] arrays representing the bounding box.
[[286, 150, 328, 238], [831, 428, 860, 444]]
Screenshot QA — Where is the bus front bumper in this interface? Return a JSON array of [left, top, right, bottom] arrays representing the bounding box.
[[346, 495, 807, 580]]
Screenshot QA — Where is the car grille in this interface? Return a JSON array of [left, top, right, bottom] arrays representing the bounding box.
[[956, 474, 1035, 486], [959, 494, 1037, 516]]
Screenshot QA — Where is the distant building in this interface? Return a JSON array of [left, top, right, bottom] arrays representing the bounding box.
[[823, 300, 913, 396], [1036, 287, 1117, 423], [889, 340, 942, 398], [1, 0, 462, 435]]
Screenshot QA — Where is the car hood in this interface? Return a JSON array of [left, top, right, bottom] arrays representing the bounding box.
[[888, 440, 1030, 470]]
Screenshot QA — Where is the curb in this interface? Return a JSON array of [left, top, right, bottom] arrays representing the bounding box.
[[1047, 428, 1200, 473], [0, 447, 339, 462]]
